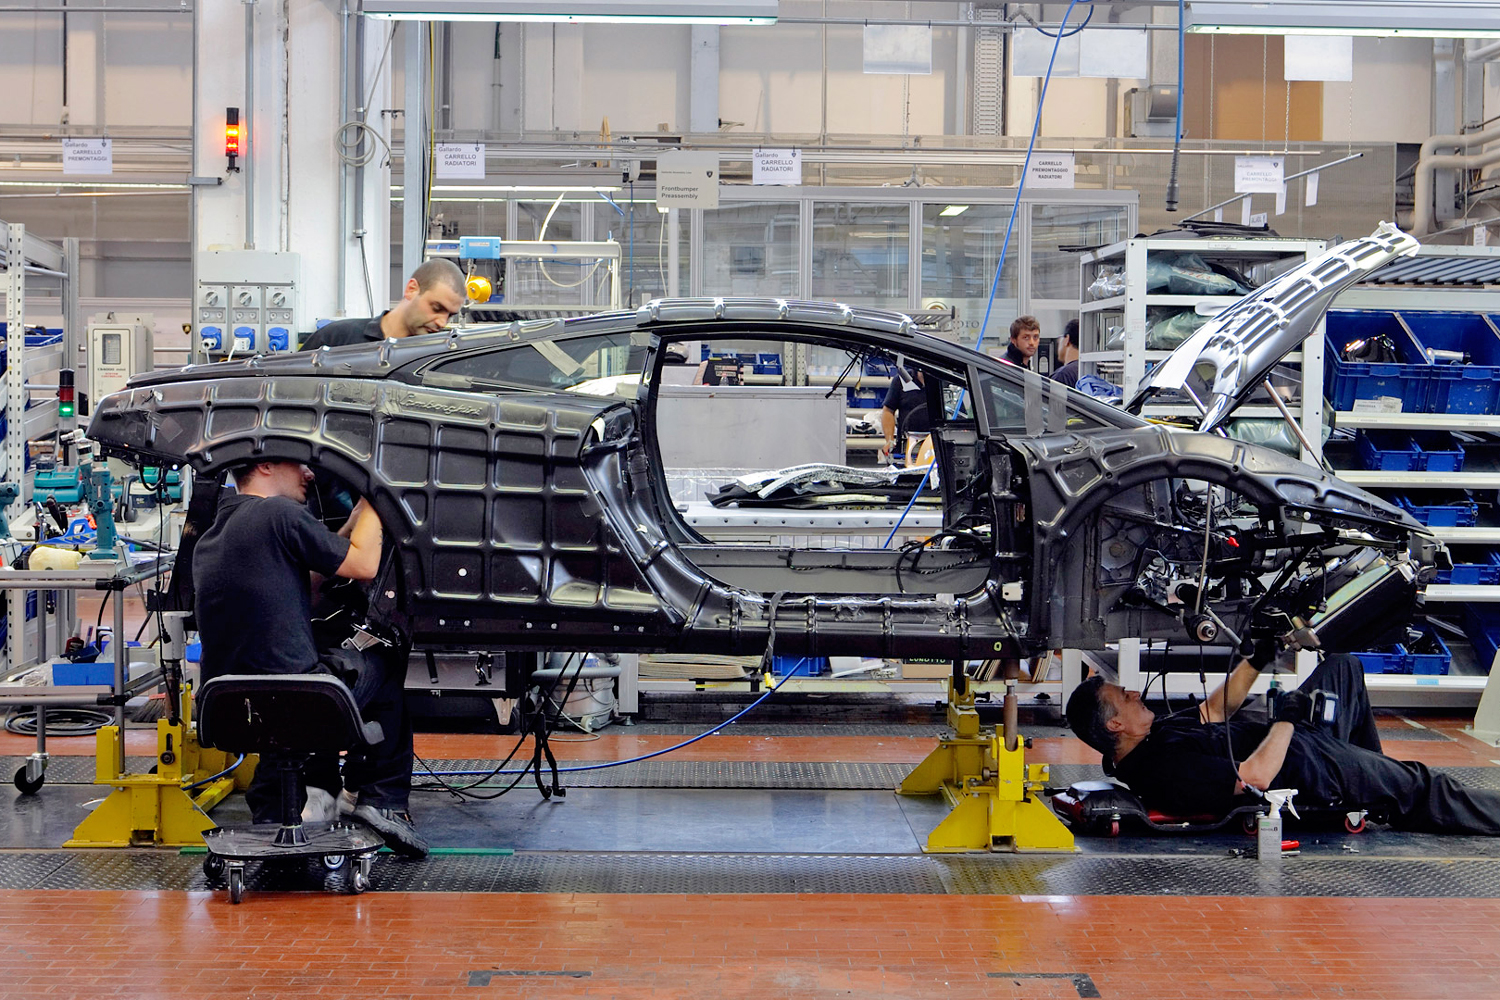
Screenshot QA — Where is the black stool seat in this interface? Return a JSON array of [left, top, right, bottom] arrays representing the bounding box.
[[198, 673, 384, 754], [197, 673, 385, 902]]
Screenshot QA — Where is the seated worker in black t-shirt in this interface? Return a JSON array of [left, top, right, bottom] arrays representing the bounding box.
[[300, 258, 466, 351], [1066, 647, 1500, 834], [193, 460, 428, 858], [880, 368, 929, 464]]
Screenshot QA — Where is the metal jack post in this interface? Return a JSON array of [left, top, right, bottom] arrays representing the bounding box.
[[898, 659, 1075, 853], [65, 611, 254, 848]]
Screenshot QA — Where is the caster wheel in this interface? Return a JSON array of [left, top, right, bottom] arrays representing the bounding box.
[[1344, 814, 1368, 834], [13, 767, 43, 796], [322, 853, 347, 871], [349, 869, 370, 894], [203, 854, 226, 883], [1242, 816, 1259, 836], [228, 867, 245, 904], [1108, 819, 1120, 838]]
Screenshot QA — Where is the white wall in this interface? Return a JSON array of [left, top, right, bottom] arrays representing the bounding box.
[[1323, 37, 1434, 145], [0, 10, 190, 127]]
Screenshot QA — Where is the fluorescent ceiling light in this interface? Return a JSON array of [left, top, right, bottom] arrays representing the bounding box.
[[0, 179, 189, 190], [394, 185, 622, 193], [1186, 1, 1500, 37], [362, 0, 776, 24], [938, 205, 970, 217]]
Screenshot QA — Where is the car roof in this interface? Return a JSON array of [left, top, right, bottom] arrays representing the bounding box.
[[129, 298, 1143, 428]]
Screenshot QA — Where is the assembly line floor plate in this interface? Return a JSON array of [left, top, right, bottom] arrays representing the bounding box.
[[6, 752, 1500, 896]]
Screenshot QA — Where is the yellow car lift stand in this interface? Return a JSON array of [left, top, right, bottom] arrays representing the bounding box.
[[66, 681, 254, 848], [899, 661, 1075, 853]]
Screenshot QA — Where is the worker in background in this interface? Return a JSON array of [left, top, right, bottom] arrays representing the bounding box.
[[301, 258, 466, 351], [193, 460, 429, 859], [880, 366, 929, 465], [1066, 646, 1500, 835], [1004, 315, 1041, 369], [1051, 319, 1080, 388]]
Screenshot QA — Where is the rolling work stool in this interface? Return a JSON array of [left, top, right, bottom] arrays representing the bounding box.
[[197, 674, 385, 903]]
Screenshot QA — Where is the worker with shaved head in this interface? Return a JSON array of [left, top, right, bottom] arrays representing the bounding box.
[[301, 258, 466, 351]]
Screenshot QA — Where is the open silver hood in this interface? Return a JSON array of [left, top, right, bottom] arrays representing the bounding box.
[[1125, 222, 1420, 432]]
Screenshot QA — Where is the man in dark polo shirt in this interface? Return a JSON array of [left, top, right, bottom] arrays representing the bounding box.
[[880, 366, 928, 465], [194, 459, 428, 857], [1066, 647, 1500, 834], [301, 257, 466, 351]]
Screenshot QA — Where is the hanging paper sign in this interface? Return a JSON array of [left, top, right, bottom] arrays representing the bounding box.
[[435, 143, 485, 179], [1234, 155, 1284, 194], [752, 148, 801, 185], [656, 150, 720, 209], [863, 25, 933, 75], [1024, 152, 1076, 189], [1275, 183, 1288, 216], [1240, 198, 1253, 226], [1305, 172, 1320, 207], [62, 138, 112, 175]]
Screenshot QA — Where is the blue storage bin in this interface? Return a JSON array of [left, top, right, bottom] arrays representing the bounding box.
[[1411, 313, 1500, 414], [1393, 491, 1478, 527], [1411, 430, 1465, 471], [52, 661, 113, 685], [1325, 311, 1432, 412], [1406, 626, 1452, 676], [1355, 430, 1420, 471], [772, 655, 828, 677], [847, 387, 885, 409], [1434, 559, 1500, 586], [753, 352, 783, 375], [1462, 604, 1500, 673], [1356, 647, 1410, 674]]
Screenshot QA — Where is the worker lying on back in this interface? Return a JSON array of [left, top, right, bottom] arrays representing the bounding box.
[[301, 257, 466, 351], [1067, 646, 1500, 835]]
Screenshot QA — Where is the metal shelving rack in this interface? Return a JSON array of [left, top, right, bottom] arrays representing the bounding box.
[[1, 221, 81, 676], [1074, 236, 1328, 698], [1078, 235, 1328, 464], [1325, 246, 1500, 704]]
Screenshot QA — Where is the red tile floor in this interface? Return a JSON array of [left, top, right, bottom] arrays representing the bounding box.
[[2, 713, 1499, 998]]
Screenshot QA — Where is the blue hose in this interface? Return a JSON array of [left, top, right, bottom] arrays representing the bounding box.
[[883, 0, 1086, 551], [416, 660, 810, 778]]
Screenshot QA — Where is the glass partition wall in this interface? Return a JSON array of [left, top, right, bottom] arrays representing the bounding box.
[[428, 187, 1135, 356]]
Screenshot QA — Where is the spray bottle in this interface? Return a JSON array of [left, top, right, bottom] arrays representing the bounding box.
[[1257, 787, 1300, 863]]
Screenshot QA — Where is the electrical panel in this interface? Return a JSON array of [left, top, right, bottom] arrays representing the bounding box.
[[85, 314, 154, 406], [195, 250, 302, 358]]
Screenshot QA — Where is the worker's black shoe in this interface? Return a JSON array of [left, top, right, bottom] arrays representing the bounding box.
[[351, 804, 429, 859]]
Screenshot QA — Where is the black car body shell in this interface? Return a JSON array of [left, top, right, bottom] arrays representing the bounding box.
[[87, 297, 1429, 658]]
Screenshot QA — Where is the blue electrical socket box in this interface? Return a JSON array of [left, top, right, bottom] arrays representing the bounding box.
[[267, 326, 290, 351], [459, 236, 504, 259], [200, 326, 223, 350]]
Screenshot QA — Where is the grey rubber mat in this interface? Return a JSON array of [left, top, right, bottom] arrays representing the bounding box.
[[414, 759, 916, 789], [0, 757, 158, 784], [616, 722, 1063, 738], [1377, 726, 1455, 741], [14, 849, 1500, 897]]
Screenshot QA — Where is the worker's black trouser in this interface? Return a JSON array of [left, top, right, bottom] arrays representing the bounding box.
[[1293, 653, 1500, 836], [244, 643, 414, 823]]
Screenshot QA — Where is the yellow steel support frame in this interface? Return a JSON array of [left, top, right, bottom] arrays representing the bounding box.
[[65, 688, 256, 848], [898, 669, 1075, 853]]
